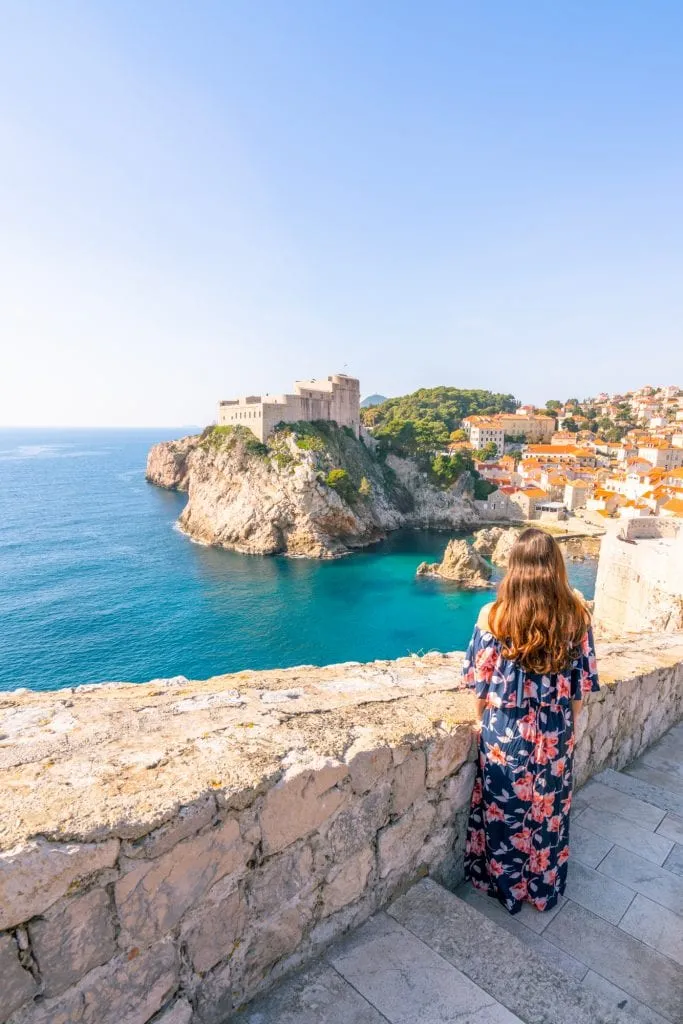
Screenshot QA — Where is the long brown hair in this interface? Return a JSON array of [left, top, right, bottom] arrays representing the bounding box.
[[489, 528, 589, 674]]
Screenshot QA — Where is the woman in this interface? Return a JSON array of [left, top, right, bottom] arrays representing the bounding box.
[[463, 527, 599, 914]]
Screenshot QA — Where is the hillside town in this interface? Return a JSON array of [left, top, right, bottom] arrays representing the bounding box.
[[459, 384, 683, 524]]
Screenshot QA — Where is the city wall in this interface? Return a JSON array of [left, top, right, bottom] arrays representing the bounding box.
[[2, 634, 683, 1024]]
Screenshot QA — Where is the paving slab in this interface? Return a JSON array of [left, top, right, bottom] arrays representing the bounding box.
[[545, 900, 683, 1022], [455, 883, 588, 981], [232, 960, 389, 1024], [656, 813, 683, 845], [573, 807, 674, 866], [578, 780, 667, 830], [327, 911, 515, 1024], [581, 971, 671, 1024], [640, 744, 683, 778], [390, 878, 635, 1024], [592, 771, 683, 818], [565, 860, 635, 924], [598, 845, 683, 916], [619, 893, 683, 968], [570, 822, 614, 869], [662, 843, 683, 878], [624, 764, 683, 798]]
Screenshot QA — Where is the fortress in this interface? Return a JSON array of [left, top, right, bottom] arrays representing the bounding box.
[[217, 373, 360, 443]]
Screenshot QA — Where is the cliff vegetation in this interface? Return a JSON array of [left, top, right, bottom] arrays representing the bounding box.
[[146, 422, 480, 559]]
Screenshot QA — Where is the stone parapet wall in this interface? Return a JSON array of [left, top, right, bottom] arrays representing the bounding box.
[[1, 634, 682, 1024]]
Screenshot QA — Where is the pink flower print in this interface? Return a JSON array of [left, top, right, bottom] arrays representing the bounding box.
[[518, 712, 537, 742], [557, 845, 570, 865], [471, 778, 483, 806], [485, 802, 506, 823], [486, 691, 503, 708], [510, 827, 533, 853], [534, 731, 559, 765], [556, 674, 571, 700], [509, 880, 528, 901], [544, 867, 559, 886], [551, 757, 567, 778], [469, 828, 486, 855], [547, 815, 562, 833], [566, 733, 575, 755], [512, 771, 534, 801], [486, 742, 508, 767], [581, 671, 594, 695], [488, 857, 505, 878], [475, 646, 499, 682], [532, 896, 548, 912], [529, 846, 551, 873], [523, 677, 538, 700]]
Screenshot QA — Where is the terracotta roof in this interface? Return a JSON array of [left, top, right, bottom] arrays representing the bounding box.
[[521, 487, 548, 499], [662, 498, 683, 516]]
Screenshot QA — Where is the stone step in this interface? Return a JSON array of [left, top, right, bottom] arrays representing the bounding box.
[[230, 878, 642, 1024], [387, 878, 642, 1024]]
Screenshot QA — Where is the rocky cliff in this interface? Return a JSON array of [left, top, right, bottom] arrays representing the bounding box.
[[146, 425, 479, 558]]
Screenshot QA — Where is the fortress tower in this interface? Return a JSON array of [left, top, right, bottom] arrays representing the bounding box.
[[217, 374, 360, 443]]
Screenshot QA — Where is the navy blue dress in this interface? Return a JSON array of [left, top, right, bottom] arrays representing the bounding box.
[[463, 622, 599, 913]]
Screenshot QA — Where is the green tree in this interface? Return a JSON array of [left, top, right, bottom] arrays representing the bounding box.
[[325, 468, 357, 503], [449, 428, 468, 442], [472, 441, 498, 461], [563, 419, 579, 433], [545, 400, 562, 412]]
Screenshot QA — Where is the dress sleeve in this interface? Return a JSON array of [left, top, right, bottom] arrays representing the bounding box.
[[570, 626, 600, 699], [462, 626, 499, 698]]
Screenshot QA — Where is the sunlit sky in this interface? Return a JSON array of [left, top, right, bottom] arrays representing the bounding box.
[[1, 2, 682, 426]]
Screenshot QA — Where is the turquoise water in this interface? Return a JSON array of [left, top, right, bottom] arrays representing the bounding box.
[[0, 430, 597, 692]]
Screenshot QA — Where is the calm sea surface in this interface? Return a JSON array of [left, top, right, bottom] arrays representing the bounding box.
[[0, 429, 598, 693]]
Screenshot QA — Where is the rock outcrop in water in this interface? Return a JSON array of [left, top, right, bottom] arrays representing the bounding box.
[[416, 539, 493, 587], [146, 425, 480, 558], [472, 526, 521, 566]]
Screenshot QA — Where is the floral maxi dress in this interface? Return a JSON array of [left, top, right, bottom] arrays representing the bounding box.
[[463, 623, 599, 914]]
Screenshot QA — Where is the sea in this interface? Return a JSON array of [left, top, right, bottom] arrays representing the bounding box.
[[0, 429, 598, 693]]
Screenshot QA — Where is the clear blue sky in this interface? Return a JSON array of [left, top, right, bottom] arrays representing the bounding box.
[[1, 2, 682, 426]]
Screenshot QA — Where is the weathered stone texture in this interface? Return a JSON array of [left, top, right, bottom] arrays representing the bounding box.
[[345, 743, 392, 794], [115, 818, 250, 947], [181, 880, 245, 975], [425, 729, 471, 788], [28, 888, 116, 997], [391, 750, 426, 815], [322, 846, 374, 918], [377, 801, 436, 879], [9, 940, 178, 1024], [0, 839, 119, 932], [154, 1000, 193, 1024], [325, 783, 390, 861], [259, 763, 348, 855], [0, 933, 37, 1020]]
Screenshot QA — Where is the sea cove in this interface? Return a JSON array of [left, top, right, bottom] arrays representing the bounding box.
[[0, 429, 597, 692]]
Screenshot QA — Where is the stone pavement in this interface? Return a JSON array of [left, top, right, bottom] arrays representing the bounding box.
[[230, 720, 683, 1024]]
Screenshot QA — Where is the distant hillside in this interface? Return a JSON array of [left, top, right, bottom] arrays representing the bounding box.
[[360, 386, 518, 455], [360, 394, 388, 408]]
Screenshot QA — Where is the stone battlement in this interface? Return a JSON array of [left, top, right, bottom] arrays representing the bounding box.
[[1, 636, 683, 1023]]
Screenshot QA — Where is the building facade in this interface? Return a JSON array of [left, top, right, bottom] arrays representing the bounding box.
[[218, 374, 361, 442]]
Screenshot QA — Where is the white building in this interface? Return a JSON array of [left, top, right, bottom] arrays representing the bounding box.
[[638, 445, 683, 471], [217, 375, 360, 443], [465, 419, 505, 453]]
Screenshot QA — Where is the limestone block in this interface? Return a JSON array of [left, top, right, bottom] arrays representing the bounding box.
[[425, 730, 471, 789], [391, 751, 426, 816], [345, 743, 392, 795], [377, 801, 436, 879], [239, 903, 309, 993], [0, 839, 119, 932], [435, 762, 477, 827], [192, 961, 234, 1024], [325, 783, 391, 861], [247, 843, 315, 915], [154, 999, 192, 1024], [181, 880, 245, 974], [322, 845, 374, 918], [121, 796, 217, 859], [115, 817, 250, 947], [8, 939, 178, 1024], [28, 888, 116, 998], [0, 932, 37, 1020], [259, 763, 348, 855]]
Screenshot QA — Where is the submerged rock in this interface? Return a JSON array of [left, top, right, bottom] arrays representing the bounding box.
[[416, 539, 493, 588]]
